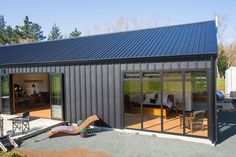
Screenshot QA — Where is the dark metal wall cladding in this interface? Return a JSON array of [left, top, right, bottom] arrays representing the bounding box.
[[0, 21, 217, 65], [0, 60, 211, 128]]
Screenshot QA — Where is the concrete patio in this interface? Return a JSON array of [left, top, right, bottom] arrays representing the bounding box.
[[15, 111, 236, 157], [1, 114, 64, 140]]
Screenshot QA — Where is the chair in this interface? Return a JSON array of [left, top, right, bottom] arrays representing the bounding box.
[[9, 112, 30, 135], [48, 115, 99, 138], [179, 110, 206, 132], [185, 110, 206, 132]]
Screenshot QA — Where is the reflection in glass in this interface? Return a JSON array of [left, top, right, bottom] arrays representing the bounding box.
[[142, 73, 161, 131], [50, 74, 63, 119], [186, 71, 207, 79], [123, 70, 208, 137], [124, 73, 141, 129], [164, 72, 182, 80], [163, 81, 183, 134], [185, 81, 208, 137], [1, 76, 10, 114]]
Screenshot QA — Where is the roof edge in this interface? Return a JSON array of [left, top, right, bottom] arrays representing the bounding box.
[[0, 53, 217, 68]]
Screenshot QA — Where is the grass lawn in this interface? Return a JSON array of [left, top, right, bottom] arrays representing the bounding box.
[[217, 79, 225, 92]]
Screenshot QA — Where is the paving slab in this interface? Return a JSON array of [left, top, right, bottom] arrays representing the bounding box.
[[0, 114, 64, 140]]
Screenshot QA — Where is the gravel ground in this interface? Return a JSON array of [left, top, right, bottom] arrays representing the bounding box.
[[17, 129, 236, 157]]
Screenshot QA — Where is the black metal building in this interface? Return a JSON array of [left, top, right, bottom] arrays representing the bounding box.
[[0, 21, 218, 143]]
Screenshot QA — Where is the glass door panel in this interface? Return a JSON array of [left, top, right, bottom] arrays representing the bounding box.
[[124, 73, 141, 129], [142, 73, 161, 131], [1, 75, 11, 114], [185, 81, 208, 137], [50, 74, 64, 120], [163, 81, 183, 134]]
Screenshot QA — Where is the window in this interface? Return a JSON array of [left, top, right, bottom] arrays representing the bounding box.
[[123, 70, 208, 137]]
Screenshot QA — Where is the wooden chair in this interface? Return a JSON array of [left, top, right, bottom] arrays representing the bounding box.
[[180, 110, 206, 132]]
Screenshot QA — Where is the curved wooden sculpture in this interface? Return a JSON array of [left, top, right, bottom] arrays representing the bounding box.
[[48, 115, 99, 138]]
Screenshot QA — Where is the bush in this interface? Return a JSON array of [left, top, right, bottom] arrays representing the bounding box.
[[7, 152, 26, 157], [0, 152, 26, 157]]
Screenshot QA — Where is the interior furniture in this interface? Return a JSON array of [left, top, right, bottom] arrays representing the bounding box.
[[175, 99, 183, 113], [48, 115, 99, 138], [179, 110, 206, 132], [131, 95, 174, 119], [8, 112, 30, 135]]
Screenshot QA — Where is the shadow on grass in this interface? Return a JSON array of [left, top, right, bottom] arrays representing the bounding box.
[[217, 111, 236, 144]]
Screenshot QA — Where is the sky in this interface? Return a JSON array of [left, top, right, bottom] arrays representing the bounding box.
[[0, 0, 236, 43]]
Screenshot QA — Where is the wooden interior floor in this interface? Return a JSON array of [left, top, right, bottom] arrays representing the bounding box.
[[125, 113, 208, 137], [16, 104, 51, 119]]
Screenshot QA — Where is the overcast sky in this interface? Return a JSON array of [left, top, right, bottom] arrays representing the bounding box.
[[1, 0, 235, 43]]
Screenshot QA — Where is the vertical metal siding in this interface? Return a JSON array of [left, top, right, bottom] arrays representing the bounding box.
[[91, 65, 97, 115], [102, 64, 109, 125], [80, 65, 86, 119], [64, 66, 71, 121], [85, 65, 92, 116], [69, 65, 76, 122], [115, 64, 121, 128], [96, 65, 103, 119], [0, 60, 213, 130], [108, 64, 115, 127], [75, 66, 81, 120]]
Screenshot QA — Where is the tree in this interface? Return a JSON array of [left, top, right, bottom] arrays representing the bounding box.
[[224, 43, 236, 67], [0, 15, 20, 45], [0, 15, 6, 29], [0, 26, 20, 45], [69, 28, 81, 38], [217, 46, 229, 78], [18, 16, 45, 42], [84, 16, 171, 35], [48, 24, 63, 40], [30, 23, 45, 41], [0, 15, 6, 45]]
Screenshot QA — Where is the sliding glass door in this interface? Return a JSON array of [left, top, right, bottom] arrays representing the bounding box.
[[123, 73, 141, 129], [123, 70, 209, 138], [142, 73, 161, 132], [1, 75, 12, 114], [50, 73, 64, 120], [162, 72, 184, 134]]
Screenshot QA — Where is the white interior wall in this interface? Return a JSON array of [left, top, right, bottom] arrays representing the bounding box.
[[163, 82, 192, 111], [13, 73, 49, 96], [225, 67, 236, 95]]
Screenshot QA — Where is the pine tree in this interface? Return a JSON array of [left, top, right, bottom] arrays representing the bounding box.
[[18, 16, 45, 42], [0, 15, 18, 45], [30, 23, 45, 41], [69, 28, 81, 38], [20, 16, 32, 39], [0, 26, 20, 45], [0, 15, 6, 45], [48, 24, 63, 40], [0, 15, 6, 29]]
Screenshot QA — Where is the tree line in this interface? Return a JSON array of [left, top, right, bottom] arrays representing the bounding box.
[[0, 15, 81, 46]]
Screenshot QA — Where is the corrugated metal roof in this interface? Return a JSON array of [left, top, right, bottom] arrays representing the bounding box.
[[0, 20, 218, 66]]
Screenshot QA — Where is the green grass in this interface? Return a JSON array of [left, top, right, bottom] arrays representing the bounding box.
[[0, 152, 26, 157], [217, 79, 225, 92]]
